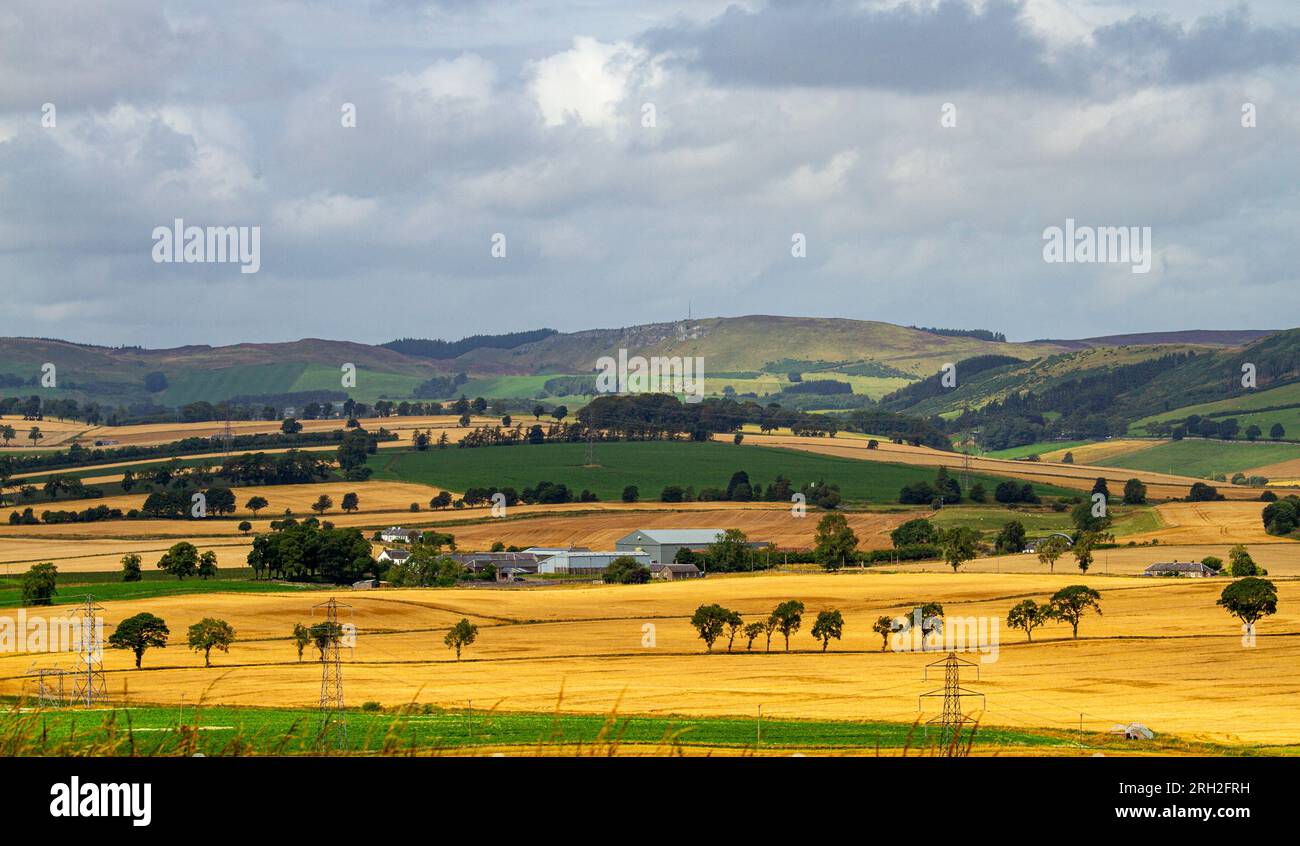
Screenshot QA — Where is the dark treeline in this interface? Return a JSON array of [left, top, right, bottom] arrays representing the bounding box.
[[843, 409, 952, 450], [781, 379, 853, 396], [382, 328, 558, 360], [879, 354, 1023, 411], [909, 327, 1007, 342]]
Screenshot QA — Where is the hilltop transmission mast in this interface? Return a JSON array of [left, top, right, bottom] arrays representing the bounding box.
[[919, 652, 985, 756], [313, 598, 351, 752], [71, 595, 107, 707]]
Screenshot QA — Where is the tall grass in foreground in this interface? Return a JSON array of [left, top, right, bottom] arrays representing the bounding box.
[[0, 692, 992, 757]]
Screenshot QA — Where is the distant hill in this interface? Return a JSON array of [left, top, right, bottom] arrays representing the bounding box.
[[0, 318, 1286, 415], [442, 316, 1067, 376], [1034, 329, 1279, 350]]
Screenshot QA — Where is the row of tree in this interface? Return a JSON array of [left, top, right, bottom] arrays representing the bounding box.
[[691, 600, 844, 653]]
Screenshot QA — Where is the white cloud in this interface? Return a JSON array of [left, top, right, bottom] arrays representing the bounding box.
[[529, 36, 653, 129]]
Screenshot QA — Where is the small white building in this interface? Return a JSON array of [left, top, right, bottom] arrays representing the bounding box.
[[377, 548, 411, 565], [381, 526, 417, 544], [538, 551, 651, 575]]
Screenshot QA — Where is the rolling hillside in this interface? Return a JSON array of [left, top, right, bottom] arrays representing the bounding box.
[[0, 320, 1287, 417]]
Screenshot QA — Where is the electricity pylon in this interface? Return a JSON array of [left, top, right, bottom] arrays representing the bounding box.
[[919, 652, 985, 756], [312, 598, 351, 752], [71, 595, 106, 707]]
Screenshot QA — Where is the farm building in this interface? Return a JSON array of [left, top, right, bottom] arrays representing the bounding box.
[[651, 562, 702, 580], [451, 552, 541, 575], [538, 551, 651, 575], [615, 529, 769, 565], [377, 548, 411, 565], [1143, 561, 1218, 578], [380, 526, 418, 543]]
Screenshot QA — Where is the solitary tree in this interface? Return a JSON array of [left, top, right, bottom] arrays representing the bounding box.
[[813, 512, 858, 570], [108, 612, 170, 668], [771, 600, 805, 652], [1049, 585, 1101, 639], [245, 495, 269, 517], [1072, 531, 1108, 573], [993, 520, 1027, 554], [311, 494, 334, 516], [187, 618, 236, 667], [21, 562, 58, 606], [1217, 577, 1278, 633], [940, 526, 980, 572], [1122, 478, 1147, 505], [238, 520, 252, 535], [872, 615, 894, 652], [292, 622, 311, 661], [157, 541, 199, 580], [444, 618, 478, 659], [1037, 535, 1068, 573], [197, 550, 218, 580], [742, 621, 765, 651], [810, 609, 844, 652], [341, 492, 359, 513], [1228, 544, 1264, 577], [690, 604, 729, 652], [120, 553, 142, 582], [1006, 599, 1050, 642]]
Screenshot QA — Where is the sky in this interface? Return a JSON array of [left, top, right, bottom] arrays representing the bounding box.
[[1, 0, 1298, 347]]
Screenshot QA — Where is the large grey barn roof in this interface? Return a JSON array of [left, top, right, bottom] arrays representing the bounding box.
[[619, 529, 728, 545]]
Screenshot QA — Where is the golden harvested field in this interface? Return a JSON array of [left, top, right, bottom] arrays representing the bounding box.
[[0, 416, 87, 448], [1124, 501, 1278, 545], [1038, 439, 1156, 464], [735, 433, 1277, 501], [429, 505, 916, 551], [1244, 456, 1300, 482], [889, 543, 1300, 576], [64, 414, 495, 449], [0, 501, 918, 572], [2, 572, 1298, 746], [8, 418, 491, 483]]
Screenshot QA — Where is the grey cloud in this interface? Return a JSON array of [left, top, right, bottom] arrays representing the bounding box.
[[648, 0, 1300, 93]]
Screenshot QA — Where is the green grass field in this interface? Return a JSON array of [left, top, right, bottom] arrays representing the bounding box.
[[0, 703, 1095, 755], [458, 374, 569, 401], [926, 503, 1160, 539], [371, 441, 1079, 503], [0, 574, 324, 609], [1093, 438, 1300, 478], [290, 364, 427, 404], [1132, 381, 1300, 429]]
